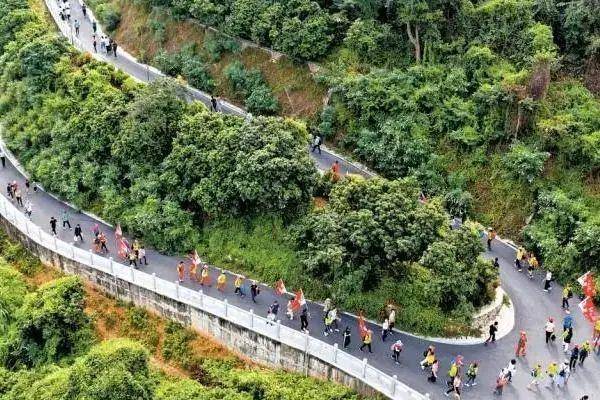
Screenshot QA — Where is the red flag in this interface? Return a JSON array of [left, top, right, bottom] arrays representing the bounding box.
[[115, 224, 122, 240], [290, 289, 305, 311], [189, 249, 201, 266], [358, 313, 368, 339], [117, 237, 129, 259], [578, 297, 598, 323], [274, 279, 287, 296], [578, 271, 596, 298]]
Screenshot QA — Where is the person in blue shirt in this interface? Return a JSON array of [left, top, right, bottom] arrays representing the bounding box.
[[563, 310, 573, 332]]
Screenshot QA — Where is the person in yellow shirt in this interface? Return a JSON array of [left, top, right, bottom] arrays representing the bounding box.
[[579, 340, 591, 365], [527, 253, 539, 279], [216, 270, 227, 292], [234, 275, 245, 297], [360, 330, 373, 353], [545, 362, 558, 387], [200, 265, 211, 286]]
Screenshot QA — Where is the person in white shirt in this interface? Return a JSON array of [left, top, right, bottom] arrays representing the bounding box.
[[545, 317, 555, 343]]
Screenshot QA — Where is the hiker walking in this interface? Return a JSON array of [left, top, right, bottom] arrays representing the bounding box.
[[50, 216, 57, 236], [6, 182, 12, 198], [200, 265, 211, 286], [390, 339, 403, 364], [579, 340, 590, 365], [267, 300, 279, 325], [562, 284, 572, 309], [234, 275, 245, 297], [545, 317, 555, 344], [311, 135, 322, 154], [177, 261, 185, 282], [210, 96, 218, 112], [464, 362, 478, 387], [112, 41, 118, 57], [493, 369, 509, 395], [24, 179, 30, 194], [527, 363, 543, 391], [420, 346, 435, 369], [82, 3, 86, 18], [300, 307, 309, 332], [14, 187, 23, 207], [562, 327, 573, 353], [250, 280, 259, 302], [62, 209, 71, 230], [0, 149, 5, 168], [569, 345, 579, 371], [486, 228, 496, 250], [556, 361, 569, 388], [323, 310, 334, 336], [445, 374, 462, 397], [545, 362, 558, 387], [128, 251, 137, 267], [428, 360, 439, 383], [189, 260, 197, 281], [331, 160, 341, 181], [515, 330, 527, 357], [98, 232, 109, 253], [484, 321, 498, 345], [359, 329, 373, 353], [563, 310, 573, 332], [387, 306, 396, 332], [74, 224, 83, 242], [216, 270, 227, 292], [74, 19, 80, 36], [342, 326, 351, 348], [138, 245, 148, 265], [92, 37, 97, 53], [381, 318, 390, 342], [505, 359, 516, 382], [24, 200, 32, 219], [92, 20, 97, 33], [528, 253, 539, 278], [543, 270, 553, 291]]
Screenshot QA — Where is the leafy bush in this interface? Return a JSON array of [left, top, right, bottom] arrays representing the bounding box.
[[1, 277, 92, 368], [202, 32, 240, 61], [95, 3, 121, 32], [503, 142, 549, 183], [224, 61, 279, 114]]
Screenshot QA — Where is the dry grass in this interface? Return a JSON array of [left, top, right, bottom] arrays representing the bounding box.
[[110, 0, 325, 119]]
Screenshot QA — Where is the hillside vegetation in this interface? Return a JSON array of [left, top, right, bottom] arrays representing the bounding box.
[[0, 0, 502, 336], [0, 233, 360, 400], [86, 0, 600, 292]]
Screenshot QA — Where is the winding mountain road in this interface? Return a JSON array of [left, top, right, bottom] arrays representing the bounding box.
[[6, 1, 599, 398]]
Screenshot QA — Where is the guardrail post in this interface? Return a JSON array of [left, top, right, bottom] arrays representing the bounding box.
[[71, 245, 75, 259], [109, 257, 114, 275], [276, 319, 281, 339], [362, 358, 368, 378], [249, 309, 254, 328], [90, 252, 94, 266], [304, 331, 310, 352], [152, 273, 157, 291], [332, 343, 338, 363], [130, 264, 135, 283], [199, 289, 204, 307], [25, 220, 29, 235], [53, 236, 58, 250], [175, 280, 180, 300], [224, 299, 228, 318], [39, 227, 43, 242], [391, 375, 397, 396]]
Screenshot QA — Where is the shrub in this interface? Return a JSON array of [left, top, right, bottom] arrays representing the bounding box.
[[503, 142, 549, 183], [223, 61, 279, 115], [202, 33, 240, 61], [1, 276, 92, 368]]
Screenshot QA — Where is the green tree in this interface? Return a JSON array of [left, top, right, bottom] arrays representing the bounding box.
[[1, 277, 92, 369]]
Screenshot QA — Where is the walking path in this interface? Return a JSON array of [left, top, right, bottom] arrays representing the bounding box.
[[7, 1, 600, 399]]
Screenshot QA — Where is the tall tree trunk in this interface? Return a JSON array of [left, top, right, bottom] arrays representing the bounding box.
[[406, 22, 421, 63]]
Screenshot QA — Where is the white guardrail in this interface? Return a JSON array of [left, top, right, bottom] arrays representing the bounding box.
[[0, 188, 428, 399]]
